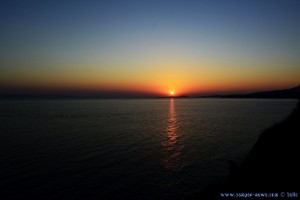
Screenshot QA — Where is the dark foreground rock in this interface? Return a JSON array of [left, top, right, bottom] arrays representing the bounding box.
[[189, 101, 300, 199]]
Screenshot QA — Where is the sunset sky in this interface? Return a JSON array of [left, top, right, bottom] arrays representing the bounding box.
[[1, 0, 299, 97]]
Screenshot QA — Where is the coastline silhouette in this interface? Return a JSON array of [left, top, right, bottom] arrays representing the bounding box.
[[200, 85, 300, 99]]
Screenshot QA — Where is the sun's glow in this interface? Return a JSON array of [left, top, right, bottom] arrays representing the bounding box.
[[170, 91, 175, 95]]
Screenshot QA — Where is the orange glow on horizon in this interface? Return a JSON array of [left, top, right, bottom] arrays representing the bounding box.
[[1, 57, 299, 96]]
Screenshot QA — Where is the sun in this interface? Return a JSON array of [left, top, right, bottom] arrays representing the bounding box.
[[169, 91, 175, 95]]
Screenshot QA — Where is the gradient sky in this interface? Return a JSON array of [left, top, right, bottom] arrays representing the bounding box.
[[1, 0, 300, 97]]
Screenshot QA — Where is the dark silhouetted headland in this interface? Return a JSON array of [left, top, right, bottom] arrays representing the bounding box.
[[201, 85, 300, 99], [189, 100, 300, 199]]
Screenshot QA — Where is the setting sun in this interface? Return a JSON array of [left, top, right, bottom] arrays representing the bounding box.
[[170, 91, 175, 95]]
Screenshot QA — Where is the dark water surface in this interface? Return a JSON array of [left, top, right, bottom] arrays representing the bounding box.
[[0, 99, 296, 199]]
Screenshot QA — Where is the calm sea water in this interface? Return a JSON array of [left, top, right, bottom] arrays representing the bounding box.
[[0, 98, 296, 199]]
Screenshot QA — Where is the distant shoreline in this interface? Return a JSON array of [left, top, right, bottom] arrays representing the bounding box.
[[0, 96, 298, 100], [1, 85, 299, 100], [198, 84, 300, 99]]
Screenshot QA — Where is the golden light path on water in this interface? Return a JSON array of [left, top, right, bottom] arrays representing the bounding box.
[[161, 98, 184, 172]]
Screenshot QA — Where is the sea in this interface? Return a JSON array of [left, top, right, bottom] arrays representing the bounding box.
[[0, 98, 297, 200]]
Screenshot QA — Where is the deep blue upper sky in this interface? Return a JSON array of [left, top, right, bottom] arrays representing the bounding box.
[[2, 0, 299, 56]]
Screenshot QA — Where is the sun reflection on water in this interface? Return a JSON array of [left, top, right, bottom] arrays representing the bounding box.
[[161, 98, 183, 171]]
